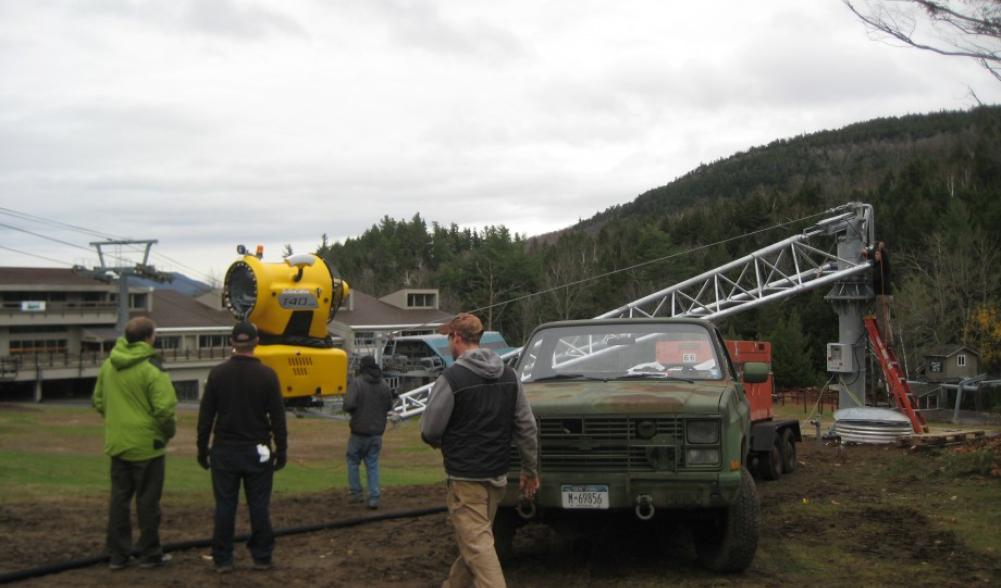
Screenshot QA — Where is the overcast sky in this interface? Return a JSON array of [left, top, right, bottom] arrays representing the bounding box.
[[1, 0, 999, 285]]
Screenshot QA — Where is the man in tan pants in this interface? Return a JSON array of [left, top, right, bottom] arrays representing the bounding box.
[[421, 313, 539, 588]]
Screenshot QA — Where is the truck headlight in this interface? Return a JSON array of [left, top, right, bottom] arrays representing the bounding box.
[[686, 448, 720, 465], [686, 420, 719, 444]]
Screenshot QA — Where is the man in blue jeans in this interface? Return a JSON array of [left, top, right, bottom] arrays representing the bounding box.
[[344, 355, 396, 509], [197, 322, 287, 573]]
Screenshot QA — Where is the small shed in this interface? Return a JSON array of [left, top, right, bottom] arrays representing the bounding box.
[[922, 345, 980, 383]]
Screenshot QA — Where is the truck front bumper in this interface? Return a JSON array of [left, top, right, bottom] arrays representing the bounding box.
[[502, 469, 743, 513]]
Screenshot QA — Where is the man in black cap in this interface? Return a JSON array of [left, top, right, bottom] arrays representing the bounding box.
[[197, 321, 287, 573], [343, 355, 396, 509]]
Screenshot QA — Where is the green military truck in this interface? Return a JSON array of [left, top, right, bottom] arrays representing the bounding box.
[[496, 318, 774, 573]]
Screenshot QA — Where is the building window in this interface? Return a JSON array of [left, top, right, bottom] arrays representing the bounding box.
[[155, 336, 181, 350], [173, 380, 199, 402], [407, 293, 436, 308], [198, 334, 228, 349], [129, 293, 148, 310], [957, 354, 966, 367]]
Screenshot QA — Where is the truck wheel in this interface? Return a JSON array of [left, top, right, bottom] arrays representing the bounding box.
[[780, 429, 797, 474], [492, 508, 518, 562], [694, 467, 760, 573], [758, 438, 783, 481]]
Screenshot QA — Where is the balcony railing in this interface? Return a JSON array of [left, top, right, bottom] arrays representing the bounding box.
[[2, 347, 231, 371], [0, 301, 117, 313]]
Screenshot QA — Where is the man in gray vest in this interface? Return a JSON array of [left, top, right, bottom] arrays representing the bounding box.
[[421, 313, 539, 588]]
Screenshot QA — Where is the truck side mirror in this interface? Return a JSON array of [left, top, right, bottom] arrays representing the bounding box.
[[742, 361, 769, 384]]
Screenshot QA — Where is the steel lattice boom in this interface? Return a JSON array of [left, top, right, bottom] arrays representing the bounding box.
[[393, 202, 874, 418]]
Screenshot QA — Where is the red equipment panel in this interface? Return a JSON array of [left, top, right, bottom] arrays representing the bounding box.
[[655, 340, 714, 365], [725, 340, 774, 423]]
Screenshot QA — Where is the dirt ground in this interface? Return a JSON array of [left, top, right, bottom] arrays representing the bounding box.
[[2, 439, 1000, 587]]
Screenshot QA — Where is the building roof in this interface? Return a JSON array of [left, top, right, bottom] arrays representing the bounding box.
[[924, 345, 980, 358], [136, 289, 235, 329], [334, 290, 452, 329], [0, 267, 111, 289]]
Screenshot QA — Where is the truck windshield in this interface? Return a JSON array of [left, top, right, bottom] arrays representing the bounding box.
[[517, 322, 724, 383]]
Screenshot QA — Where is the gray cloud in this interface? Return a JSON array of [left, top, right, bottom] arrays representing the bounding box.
[[357, 0, 528, 64], [1, 1, 999, 281], [75, 0, 307, 40]]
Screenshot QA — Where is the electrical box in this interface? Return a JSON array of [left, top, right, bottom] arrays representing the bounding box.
[[826, 343, 853, 373]]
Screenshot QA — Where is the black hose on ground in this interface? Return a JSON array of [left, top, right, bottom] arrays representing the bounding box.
[[0, 505, 447, 585]]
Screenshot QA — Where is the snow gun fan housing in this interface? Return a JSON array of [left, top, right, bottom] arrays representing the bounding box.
[[222, 247, 351, 405]]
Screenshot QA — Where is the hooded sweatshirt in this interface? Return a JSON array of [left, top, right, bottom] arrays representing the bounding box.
[[421, 347, 538, 480], [92, 338, 178, 462], [343, 363, 396, 436]]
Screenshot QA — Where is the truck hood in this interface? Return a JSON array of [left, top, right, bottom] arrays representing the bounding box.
[[524, 379, 730, 416]]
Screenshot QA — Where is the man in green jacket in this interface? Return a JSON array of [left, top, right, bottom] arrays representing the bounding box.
[[92, 316, 178, 570]]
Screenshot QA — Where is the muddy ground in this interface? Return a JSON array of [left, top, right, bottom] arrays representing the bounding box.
[[2, 440, 1000, 587]]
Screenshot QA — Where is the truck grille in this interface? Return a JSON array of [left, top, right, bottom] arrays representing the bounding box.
[[510, 417, 682, 473]]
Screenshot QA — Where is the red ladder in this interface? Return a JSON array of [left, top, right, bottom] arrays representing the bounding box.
[[863, 317, 928, 433]]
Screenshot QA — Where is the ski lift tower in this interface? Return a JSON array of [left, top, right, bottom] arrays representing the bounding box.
[[822, 204, 874, 408], [86, 239, 171, 335]]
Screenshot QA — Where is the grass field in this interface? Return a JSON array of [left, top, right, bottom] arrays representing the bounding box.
[[2, 402, 1000, 585], [0, 402, 446, 503]]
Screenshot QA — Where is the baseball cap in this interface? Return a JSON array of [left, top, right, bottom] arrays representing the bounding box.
[[231, 321, 259, 343], [437, 313, 484, 340]]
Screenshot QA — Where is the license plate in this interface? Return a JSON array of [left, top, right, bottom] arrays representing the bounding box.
[[561, 484, 609, 509]]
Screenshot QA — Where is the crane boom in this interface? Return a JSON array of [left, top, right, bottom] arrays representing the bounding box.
[[394, 202, 874, 418]]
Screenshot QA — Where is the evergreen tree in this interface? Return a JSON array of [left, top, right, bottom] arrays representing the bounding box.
[[767, 310, 817, 388]]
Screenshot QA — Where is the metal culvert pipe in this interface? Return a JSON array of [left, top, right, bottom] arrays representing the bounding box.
[[832, 407, 914, 444]]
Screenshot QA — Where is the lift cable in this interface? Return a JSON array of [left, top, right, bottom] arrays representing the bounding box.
[[0, 244, 77, 267], [0, 206, 218, 284], [0, 206, 115, 240]]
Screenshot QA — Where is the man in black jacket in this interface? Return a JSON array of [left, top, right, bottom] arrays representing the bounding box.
[[197, 322, 287, 573], [421, 313, 538, 588], [344, 355, 396, 509]]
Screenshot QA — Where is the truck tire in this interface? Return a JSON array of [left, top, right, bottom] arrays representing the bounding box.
[[492, 508, 518, 562], [757, 438, 783, 481], [694, 467, 760, 573], [780, 429, 797, 474]]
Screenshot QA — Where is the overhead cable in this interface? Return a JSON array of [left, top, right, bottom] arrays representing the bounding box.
[[0, 207, 216, 283], [0, 244, 76, 267]]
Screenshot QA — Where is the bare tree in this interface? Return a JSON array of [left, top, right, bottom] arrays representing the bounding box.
[[844, 1, 1001, 82]]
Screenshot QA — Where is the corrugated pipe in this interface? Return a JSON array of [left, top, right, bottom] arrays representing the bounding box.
[[0, 506, 446, 585]]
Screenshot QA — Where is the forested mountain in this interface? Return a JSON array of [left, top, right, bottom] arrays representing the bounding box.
[[317, 105, 1001, 385]]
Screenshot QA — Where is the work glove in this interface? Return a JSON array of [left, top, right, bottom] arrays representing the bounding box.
[[273, 450, 287, 471], [162, 419, 176, 441], [197, 451, 210, 470]]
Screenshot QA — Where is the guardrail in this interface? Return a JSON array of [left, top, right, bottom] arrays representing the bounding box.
[[1, 347, 231, 371], [0, 301, 117, 312]]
